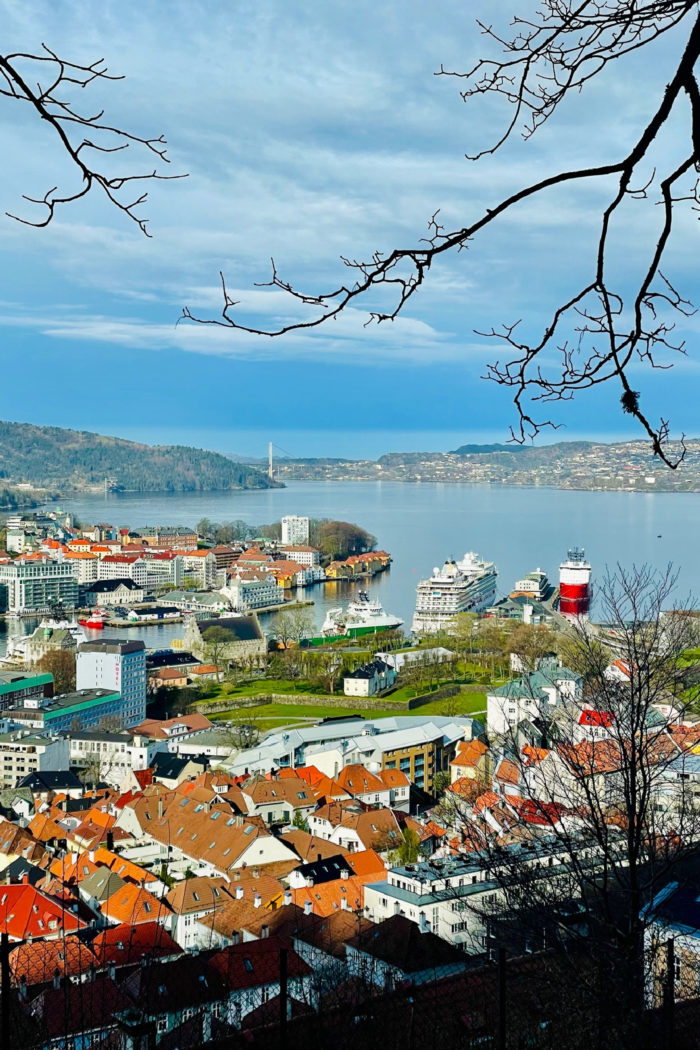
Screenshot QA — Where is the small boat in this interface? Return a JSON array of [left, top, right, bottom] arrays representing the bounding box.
[[78, 608, 105, 630]]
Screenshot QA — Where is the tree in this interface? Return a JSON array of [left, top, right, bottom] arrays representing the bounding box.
[[37, 649, 76, 693], [451, 564, 700, 1049], [307, 650, 343, 694], [432, 770, 451, 799], [286, 607, 316, 645], [387, 828, 421, 866], [201, 626, 231, 683], [507, 621, 560, 672], [0, 46, 182, 234], [183, 2, 700, 467], [292, 809, 309, 832]]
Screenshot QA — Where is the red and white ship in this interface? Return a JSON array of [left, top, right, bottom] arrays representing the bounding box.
[[78, 608, 105, 630], [559, 547, 591, 620]]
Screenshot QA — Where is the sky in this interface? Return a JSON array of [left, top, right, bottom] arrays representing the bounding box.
[[0, 0, 699, 459]]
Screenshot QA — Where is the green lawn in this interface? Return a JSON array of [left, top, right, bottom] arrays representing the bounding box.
[[209, 689, 487, 728]]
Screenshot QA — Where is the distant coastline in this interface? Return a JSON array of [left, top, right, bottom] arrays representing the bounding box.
[[272, 439, 700, 493]]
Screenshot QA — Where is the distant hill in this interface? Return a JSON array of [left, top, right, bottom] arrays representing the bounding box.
[[450, 443, 527, 455], [0, 421, 280, 493], [450, 440, 596, 461]]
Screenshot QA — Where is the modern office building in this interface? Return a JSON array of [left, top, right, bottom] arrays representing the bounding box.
[[6, 689, 124, 734], [76, 640, 147, 727], [0, 558, 78, 614]]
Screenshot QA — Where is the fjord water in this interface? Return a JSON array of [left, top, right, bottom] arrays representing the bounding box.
[[1, 481, 698, 655]]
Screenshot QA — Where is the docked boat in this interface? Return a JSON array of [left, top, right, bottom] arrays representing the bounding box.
[[78, 608, 105, 630], [411, 552, 498, 634], [317, 591, 403, 640]]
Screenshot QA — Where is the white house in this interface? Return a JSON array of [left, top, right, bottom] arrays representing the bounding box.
[[343, 658, 397, 697]]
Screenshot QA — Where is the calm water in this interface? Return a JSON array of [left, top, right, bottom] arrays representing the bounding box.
[[1, 482, 697, 655]]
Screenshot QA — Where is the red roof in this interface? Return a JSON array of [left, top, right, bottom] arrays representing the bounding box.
[[0, 883, 86, 940], [91, 921, 181, 968], [579, 709, 614, 727]]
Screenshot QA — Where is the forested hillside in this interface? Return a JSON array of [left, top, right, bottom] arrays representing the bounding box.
[[0, 421, 279, 493]]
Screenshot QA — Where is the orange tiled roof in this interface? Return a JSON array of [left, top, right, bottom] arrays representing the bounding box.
[[103, 882, 169, 925]]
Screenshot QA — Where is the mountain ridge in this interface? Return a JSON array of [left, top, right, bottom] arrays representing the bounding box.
[[0, 421, 280, 494]]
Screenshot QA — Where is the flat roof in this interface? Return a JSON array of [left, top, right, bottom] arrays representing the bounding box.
[[78, 640, 145, 655]]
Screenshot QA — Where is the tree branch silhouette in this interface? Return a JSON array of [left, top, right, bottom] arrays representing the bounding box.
[[182, 2, 700, 467], [0, 43, 185, 236]]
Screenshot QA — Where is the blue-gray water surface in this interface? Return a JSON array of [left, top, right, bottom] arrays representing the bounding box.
[[1, 482, 695, 655]]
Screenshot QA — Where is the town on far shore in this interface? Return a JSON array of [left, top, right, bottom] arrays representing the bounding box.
[[0, 507, 699, 1045]]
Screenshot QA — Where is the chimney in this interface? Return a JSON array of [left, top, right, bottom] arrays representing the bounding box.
[[317, 853, 322, 862], [340, 869, 349, 881], [304, 900, 312, 916], [419, 913, 430, 934], [283, 890, 292, 906], [306, 876, 314, 889], [109, 964, 116, 980], [53, 970, 60, 990], [158, 799, 164, 819], [261, 923, 269, 938], [252, 867, 259, 878], [235, 886, 244, 900], [254, 894, 262, 909], [232, 930, 240, 945], [19, 976, 27, 1000]]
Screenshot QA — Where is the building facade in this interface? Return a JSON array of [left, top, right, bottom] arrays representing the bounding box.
[[77, 640, 147, 726], [281, 516, 310, 546], [0, 559, 78, 614]]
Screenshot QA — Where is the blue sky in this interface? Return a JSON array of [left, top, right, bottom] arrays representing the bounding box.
[[0, 1, 698, 459]]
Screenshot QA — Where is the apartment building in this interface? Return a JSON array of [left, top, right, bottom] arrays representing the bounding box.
[[0, 558, 78, 614]]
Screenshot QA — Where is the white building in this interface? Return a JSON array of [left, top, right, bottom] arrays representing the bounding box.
[[281, 516, 310, 546], [97, 555, 148, 588], [0, 558, 78, 614], [343, 658, 397, 697], [280, 545, 320, 567], [486, 658, 582, 737], [178, 551, 220, 590], [0, 730, 69, 788], [68, 730, 163, 788], [76, 639, 147, 727], [63, 552, 99, 585], [222, 572, 285, 612]]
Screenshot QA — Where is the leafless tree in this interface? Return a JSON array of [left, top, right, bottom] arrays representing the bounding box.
[[447, 563, 700, 1048], [183, 2, 700, 466], [0, 44, 183, 234]]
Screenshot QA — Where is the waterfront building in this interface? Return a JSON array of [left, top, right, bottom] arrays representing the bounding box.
[[412, 552, 498, 634], [0, 558, 78, 615], [83, 579, 145, 606], [97, 555, 148, 588], [63, 551, 99, 585], [510, 568, 549, 601], [281, 516, 310, 546], [77, 640, 147, 727], [279, 545, 320, 567], [222, 571, 285, 612]]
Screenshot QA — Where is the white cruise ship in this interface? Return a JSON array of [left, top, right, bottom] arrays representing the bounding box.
[[411, 552, 498, 634]]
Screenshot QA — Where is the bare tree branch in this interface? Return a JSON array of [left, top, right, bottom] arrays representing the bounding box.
[[0, 43, 186, 235], [183, 3, 700, 466]]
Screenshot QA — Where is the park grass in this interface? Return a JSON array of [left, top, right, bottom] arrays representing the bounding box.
[[208, 688, 487, 728]]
